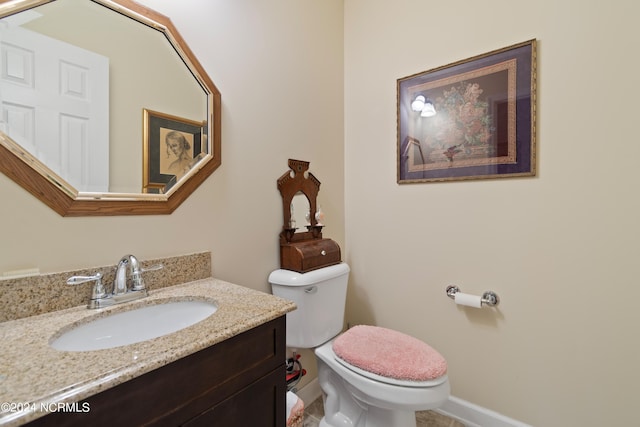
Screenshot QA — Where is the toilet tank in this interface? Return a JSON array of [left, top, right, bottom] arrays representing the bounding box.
[[269, 263, 350, 349]]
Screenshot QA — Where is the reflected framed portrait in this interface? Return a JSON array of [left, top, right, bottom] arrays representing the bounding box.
[[397, 39, 537, 183], [143, 109, 204, 193]]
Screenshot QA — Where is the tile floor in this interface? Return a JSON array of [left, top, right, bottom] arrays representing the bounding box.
[[302, 396, 465, 427]]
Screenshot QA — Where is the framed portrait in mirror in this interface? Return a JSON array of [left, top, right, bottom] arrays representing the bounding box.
[[143, 109, 205, 193]]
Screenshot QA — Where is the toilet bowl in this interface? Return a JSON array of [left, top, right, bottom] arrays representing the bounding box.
[[269, 263, 450, 427], [316, 339, 449, 427]]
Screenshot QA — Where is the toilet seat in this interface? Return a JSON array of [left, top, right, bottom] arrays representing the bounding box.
[[316, 339, 450, 412], [332, 325, 447, 386], [334, 354, 448, 387]]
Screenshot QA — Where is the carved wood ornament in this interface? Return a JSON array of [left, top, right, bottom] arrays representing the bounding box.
[[277, 159, 341, 273], [277, 159, 322, 244]]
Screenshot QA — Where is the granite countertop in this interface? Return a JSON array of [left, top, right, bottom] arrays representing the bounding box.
[[0, 278, 296, 426]]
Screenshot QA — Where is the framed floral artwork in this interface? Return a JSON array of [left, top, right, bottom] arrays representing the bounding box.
[[397, 39, 537, 183]]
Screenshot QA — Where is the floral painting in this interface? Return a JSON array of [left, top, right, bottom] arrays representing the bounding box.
[[397, 40, 536, 183]]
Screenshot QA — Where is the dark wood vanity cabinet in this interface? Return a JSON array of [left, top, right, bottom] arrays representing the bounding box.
[[28, 316, 287, 427]]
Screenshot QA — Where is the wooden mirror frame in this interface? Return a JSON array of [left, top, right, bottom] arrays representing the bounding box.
[[0, 0, 221, 216]]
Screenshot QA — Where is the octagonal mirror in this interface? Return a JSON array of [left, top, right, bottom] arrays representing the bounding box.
[[0, 0, 221, 215]]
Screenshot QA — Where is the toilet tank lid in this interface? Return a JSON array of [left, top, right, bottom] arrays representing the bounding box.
[[269, 263, 350, 286]]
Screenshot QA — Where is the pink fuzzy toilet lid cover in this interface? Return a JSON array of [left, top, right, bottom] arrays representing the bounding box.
[[332, 325, 447, 381]]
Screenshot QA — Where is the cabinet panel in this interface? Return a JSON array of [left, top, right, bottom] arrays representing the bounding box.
[[185, 368, 285, 427]]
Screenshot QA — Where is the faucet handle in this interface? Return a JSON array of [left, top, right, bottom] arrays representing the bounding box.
[[140, 263, 163, 273], [131, 263, 163, 291], [67, 272, 107, 300]]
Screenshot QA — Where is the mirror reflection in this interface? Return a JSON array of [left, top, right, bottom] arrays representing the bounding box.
[[0, 0, 208, 195], [290, 192, 311, 232]]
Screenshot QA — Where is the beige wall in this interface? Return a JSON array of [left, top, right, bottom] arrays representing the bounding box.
[[344, 0, 640, 426]]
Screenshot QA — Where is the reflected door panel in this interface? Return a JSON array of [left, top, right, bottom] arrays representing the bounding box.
[[0, 22, 109, 191]]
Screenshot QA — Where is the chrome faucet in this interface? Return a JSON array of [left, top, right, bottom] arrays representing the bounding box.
[[68, 255, 163, 309], [114, 255, 137, 295]]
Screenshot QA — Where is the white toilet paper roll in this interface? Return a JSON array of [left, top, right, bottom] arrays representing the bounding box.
[[454, 292, 483, 308]]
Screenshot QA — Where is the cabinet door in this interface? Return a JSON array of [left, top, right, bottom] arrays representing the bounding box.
[[184, 368, 286, 427]]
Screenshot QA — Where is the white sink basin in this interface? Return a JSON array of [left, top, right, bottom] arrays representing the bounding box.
[[50, 300, 218, 352]]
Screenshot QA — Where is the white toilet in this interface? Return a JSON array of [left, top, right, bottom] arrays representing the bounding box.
[[269, 263, 450, 427]]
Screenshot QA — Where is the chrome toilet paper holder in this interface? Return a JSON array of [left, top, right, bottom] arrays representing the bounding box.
[[446, 285, 500, 307]]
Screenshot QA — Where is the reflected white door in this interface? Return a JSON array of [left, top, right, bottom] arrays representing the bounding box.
[[0, 22, 109, 192]]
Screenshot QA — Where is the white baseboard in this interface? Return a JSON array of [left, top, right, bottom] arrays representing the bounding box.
[[297, 379, 530, 427], [296, 377, 322, 406], [435, 396, 531, 427]]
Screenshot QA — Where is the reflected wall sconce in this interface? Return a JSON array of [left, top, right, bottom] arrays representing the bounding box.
[[411, 95, 436, 117]]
